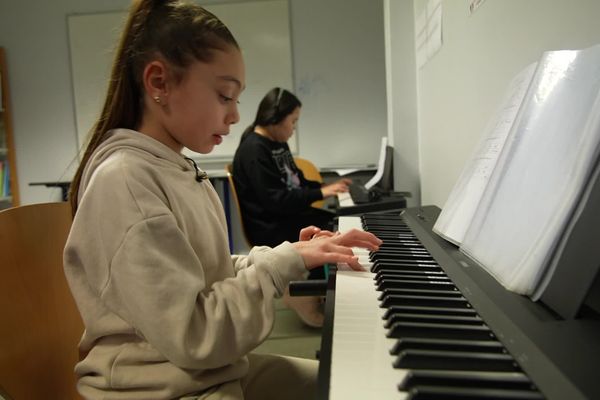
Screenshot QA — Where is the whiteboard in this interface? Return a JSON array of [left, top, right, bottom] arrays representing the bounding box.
[[67, 0, 295, 161]]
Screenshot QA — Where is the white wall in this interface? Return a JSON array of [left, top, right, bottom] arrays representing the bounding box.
[[413, 0, 600, 207], [0, 0, 387, 206], [6, 0, 598, 212], [384, 0, 420, 207], [290, 0, 387, 168], [0, 0, 131, 204]]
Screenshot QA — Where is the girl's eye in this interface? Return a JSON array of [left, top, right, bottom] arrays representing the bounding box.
[[220, 94, 241, 105]]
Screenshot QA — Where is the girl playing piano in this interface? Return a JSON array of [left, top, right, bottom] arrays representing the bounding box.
[[63, 1, 381, 399]]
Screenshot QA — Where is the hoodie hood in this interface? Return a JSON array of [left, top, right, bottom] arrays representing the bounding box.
[[79, 129, 202, 202]]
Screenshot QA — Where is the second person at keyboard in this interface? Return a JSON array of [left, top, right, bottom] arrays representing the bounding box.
[[232, 87, 352, 327]]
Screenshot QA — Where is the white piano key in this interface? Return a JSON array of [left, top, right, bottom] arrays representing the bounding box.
[[337, 216, 362, 232], [337, 192, 355, 207], [329, 271, 408, 399]]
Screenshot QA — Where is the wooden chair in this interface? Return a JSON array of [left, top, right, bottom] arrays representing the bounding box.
[[225, 164, 254, 249], [294, 156, 325, 208], [0, 202, 83, 400]]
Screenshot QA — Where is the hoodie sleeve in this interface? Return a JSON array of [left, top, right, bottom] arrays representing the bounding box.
[[101, 217, 307, 370], [231, 248, 309, 279]]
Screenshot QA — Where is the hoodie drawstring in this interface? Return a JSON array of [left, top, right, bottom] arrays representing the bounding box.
[[184, 157, 208, 182]]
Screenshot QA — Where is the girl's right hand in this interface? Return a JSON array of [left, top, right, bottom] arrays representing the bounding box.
[[292, 229, 382, 271]]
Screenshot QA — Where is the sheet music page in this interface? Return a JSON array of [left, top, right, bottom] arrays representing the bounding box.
[[364, 137, 388, 189], [460, 44, 600, 296], [432, 63, 537, 245]]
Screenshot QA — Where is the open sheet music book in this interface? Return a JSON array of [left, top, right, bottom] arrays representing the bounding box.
[[433, 44, 600, 298], [432, 62, 537, 246]]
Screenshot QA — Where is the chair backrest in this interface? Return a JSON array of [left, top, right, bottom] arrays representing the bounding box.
[[0, 202, 83, 400], [225, 164, 254, 249], [294, 157, 324, 208]]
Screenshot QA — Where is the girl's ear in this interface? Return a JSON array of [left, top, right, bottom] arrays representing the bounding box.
[[142, 60, 169, 105]]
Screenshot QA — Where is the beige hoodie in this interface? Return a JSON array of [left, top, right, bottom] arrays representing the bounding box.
[[64, 129, 307, 399]]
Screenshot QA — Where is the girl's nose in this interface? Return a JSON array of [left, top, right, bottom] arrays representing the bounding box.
[[227, 105, 240, 125]]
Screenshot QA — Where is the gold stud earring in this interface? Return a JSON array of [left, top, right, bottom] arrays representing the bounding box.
[[153, 96, 161, 104]]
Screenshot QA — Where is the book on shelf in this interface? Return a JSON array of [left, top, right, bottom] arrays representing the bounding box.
[[0, 160, 4, 197], [433, 43, 600, 300], [3, 160, 9, 197], [0, 70, 3, 112]]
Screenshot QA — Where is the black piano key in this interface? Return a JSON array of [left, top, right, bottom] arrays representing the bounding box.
[[377, 276, 451, 287], [393, 349, 519, 372], [372, 251, 431, 260], [377, 245, 424, 252], [406, 386, 544, 400], [373, 246, 430, 254], [367, 228, 414, 235], [373, 260, 443, 271], [373, 259, 439, 267], [370, 227, 415, 233], [380, 294, 470, 308], [376, 270, 449, 282], [379, 288, 462, 300], [384, 313, 484, 329], [375, 268, 443, 277], [363, 225, 409, 230], [376, 241, 427, 248], [371, 252, 434, 260], [378, 240, 423, 247], [387, 322, 495, 341], [363, 219, 408, 226], [376, 236, 420, 242], [372, 247, 431, 254], [369, 229, 413, 235], [374, 258, 439, 265], [362, 212, 403, 218], [362, 216, 406, 223], [372, 262, 442, 274], [375, 233, 419, 240], [383, 306, 477, 320], [399, 370, 536, 391], [391, 338, 506, 355], [371, 252, 432, 262], [376, 278, 457, 291], [365, 218, 409, 223]]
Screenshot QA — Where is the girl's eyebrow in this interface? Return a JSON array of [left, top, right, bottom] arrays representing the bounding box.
[[217, 75, 245, 90]]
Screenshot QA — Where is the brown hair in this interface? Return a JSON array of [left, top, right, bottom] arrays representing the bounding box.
[[241, 87, 302, 141], [69, 0, 239, 215]]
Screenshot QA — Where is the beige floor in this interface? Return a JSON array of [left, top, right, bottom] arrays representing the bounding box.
[[252, 298, 323, 360]]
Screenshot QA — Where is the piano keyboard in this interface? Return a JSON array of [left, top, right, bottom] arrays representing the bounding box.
[[328, 213, 545, 400], [337, 192, 355, 207]]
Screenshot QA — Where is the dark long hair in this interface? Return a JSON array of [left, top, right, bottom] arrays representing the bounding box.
[[69, 0, 239, 215], [241, 87, 302, 141]]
